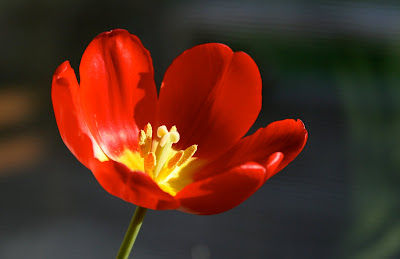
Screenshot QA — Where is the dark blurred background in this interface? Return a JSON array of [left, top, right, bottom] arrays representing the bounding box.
[[1, 0, 399, 258]]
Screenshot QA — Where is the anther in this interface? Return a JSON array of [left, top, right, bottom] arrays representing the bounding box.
[[138, 130, 148, 157], [138, 123, 153, 157], [167, 151, 184, 169], [139, 130, 146, 145], [178, 145, 198, 166], [144, 123, 152, 139], [144, 152, 156, 173]]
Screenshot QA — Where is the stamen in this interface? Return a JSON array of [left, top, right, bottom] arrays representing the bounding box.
[[144, 152, 156, 175], [178, 145, 198, 166], [167, 151, 184, 169], [139, 130, 146, 144], [138, 130, 148, 157], [138, 123, 153, 157], [144, 123, 152, 139]]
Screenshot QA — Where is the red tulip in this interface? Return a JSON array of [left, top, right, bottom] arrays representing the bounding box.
[[52, 29, 307, 215]]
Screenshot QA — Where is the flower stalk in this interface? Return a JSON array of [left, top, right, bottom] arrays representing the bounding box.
[[116, 206, 148, 259]]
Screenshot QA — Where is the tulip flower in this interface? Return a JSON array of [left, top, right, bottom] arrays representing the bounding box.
[[52, 29, 307, 258]]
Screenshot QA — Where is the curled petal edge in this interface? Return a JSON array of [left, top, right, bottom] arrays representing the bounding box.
[[193, 119, 308, 181]]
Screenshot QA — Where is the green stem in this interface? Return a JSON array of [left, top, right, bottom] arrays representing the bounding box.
[[116, 206, 148, 259]]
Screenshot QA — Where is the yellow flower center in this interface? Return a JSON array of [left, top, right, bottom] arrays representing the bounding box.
[[118, 123, 197, 196]]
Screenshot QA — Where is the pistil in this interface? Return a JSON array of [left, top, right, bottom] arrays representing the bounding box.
[[153, 126, 180, 178]]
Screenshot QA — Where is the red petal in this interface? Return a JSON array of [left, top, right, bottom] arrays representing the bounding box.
[[90, 160, 179, 210], [195, 119, 308, 181], [176, 162, 266, 215], [52, 62, 177, 210], [159, 43, 262, 159], [79, 29, 157, 159], [52, 61, 95, 167]]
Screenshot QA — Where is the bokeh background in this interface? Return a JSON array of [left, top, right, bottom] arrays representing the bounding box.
[[1, 0, 399, 258]]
